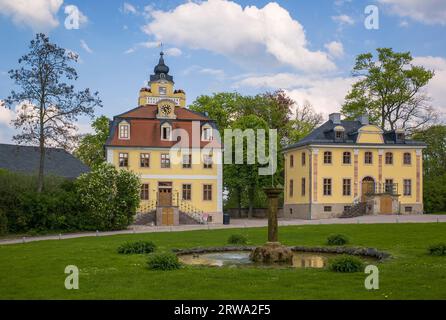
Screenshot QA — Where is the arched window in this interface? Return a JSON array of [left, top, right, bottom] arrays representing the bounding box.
[[201, 124, 213, 141], [334, 126, 345, 141], [119, 121, 130, 140], [161, 123, 172, 141]]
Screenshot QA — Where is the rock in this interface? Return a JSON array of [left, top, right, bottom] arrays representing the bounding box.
[[250, 242, 293, 264]]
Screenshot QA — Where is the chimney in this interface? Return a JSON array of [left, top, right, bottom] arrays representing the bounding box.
[[357, 114, 369, 125], [329, 113, 341, 124]]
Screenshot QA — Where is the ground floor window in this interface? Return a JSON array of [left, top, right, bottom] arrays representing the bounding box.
[[323, 178, 332, 196], [405, 206, 413, 213], [203, 184, 212, 201], [324, 206, 332, 212], [140, 183, 149, 200], [343, 178, 351, 196], [182, 184, 192, 200], [403, 179, 412, 196]]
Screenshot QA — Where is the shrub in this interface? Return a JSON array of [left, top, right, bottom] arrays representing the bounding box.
[[428, 243, 446, 256], [327, 234, 349, 246], [227, 234, 248, 245], [147, 252, 182, 271], [0, 208, 7, 235], [328, 255, 364, 273], [76, 163, 141, 231], [117, 241, 156, 254]]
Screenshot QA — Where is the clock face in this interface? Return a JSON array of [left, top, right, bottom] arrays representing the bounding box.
[[161, 104, 171, 116]]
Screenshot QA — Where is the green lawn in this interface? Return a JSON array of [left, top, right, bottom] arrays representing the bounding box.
[[1, 223, 446, 300]]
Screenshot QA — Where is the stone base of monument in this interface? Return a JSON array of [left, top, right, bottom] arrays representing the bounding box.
[[250, 242, 293, 264]]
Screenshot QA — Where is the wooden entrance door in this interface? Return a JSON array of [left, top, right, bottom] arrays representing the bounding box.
[[158, 182, 172, 206], [361, 177, 375, 202], [159, 189, 172, 206], [161, 207, 174, 225], [380, 195, 393, 214]]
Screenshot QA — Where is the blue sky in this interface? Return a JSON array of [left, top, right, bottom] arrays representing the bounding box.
[[0, 0, 445, 143]]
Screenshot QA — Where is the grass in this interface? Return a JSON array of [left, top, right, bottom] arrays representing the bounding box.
[[0, 223, 446, 299]]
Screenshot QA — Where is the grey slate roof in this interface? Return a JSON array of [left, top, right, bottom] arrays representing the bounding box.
[[283, 120, 427, 151], [0, 143, 90, 179]]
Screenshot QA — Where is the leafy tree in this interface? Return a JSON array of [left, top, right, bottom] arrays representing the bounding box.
[[412, 125, 446, 177], [190, 90, 313, 215], [189, 92, 241, 131], [4, 33, 102, 192], [341, 48, 436, 132], [229, 115, 271, 218], [412, 125, 446, 213], [288, 100, 323, 143], [76, 163, 141, 230], [75, 115, 110, 168]]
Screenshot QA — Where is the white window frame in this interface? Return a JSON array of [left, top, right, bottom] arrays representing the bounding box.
[[201, 125, 213, 141], [161, 123, 172, 141], [119, 121, 130, 140]]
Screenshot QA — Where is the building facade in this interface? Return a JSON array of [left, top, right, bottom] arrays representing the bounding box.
[[283, 113, 426, 219], [105, 52, 223, 225]]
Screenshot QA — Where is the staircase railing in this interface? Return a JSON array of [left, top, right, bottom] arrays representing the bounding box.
[[178, 200, 208, 224], [138, 199, 157, 213]]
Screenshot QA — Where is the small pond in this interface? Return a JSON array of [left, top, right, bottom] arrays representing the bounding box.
[[178, 251, 377, 269]]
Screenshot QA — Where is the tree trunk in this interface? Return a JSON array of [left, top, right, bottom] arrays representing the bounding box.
[[247, 187, 254, 219], [236, 187, 242, 218], [37, 104, 45, 193]]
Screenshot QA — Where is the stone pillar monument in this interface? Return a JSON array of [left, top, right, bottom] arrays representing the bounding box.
[[265, 187, 281, 243], [250, 187, 293, 264]]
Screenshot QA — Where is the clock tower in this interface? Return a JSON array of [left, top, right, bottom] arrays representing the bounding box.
[[138, 51, 186, 107]]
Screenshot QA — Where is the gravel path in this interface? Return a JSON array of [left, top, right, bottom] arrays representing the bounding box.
[[0, 214, 444, 245]]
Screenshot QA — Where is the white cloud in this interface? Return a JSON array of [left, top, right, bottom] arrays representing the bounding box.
[[80, 39, 93, 54], [413, 56, 446, 112], [183, 66, 226, 80], [0, 100, 15, 125], [335, 0, 352, 6], [235, 73, 354, 115], [399, 20, 409, 27], [199, 68, 225, 78], [379, 0, 446, 25], [324, 41, 344, 58], [164, 47, 182, 57], [124, 41, 161, 54], [142, 0, 335, 73], [332, 14, 354, 25], [122, 2, 137, 15], [64, 5, 88, 29], [0, 0, 63, 31]]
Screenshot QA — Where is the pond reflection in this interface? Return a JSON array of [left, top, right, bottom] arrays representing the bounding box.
[[179, 251, 351, 269]]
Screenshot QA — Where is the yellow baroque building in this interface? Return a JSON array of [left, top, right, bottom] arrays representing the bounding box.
[[105, 52, 223, 225], [283, 113, 426, 219]]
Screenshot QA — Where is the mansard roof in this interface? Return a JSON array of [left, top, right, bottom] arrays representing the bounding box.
[[283, 120, 426, 151], [105, 105, 220, 149]]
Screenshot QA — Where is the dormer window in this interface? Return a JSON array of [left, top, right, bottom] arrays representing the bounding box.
[[119, 121, 130, 140], [202, 125, 213, 141], [159, 86, 166, 95], [334, 126, 345, 142], [397, 132, 405, 141], [161, 123, 172, 141]]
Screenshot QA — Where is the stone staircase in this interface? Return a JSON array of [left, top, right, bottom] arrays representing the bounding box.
[[178, 200, 208, 224], [340, 202, 367, 218]]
